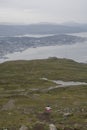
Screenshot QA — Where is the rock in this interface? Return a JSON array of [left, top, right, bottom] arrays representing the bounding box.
[[2, 99, 15, 110], [63, 112, 73, 117], [49, 124, 57, 130], [19, 125, 29, 130]]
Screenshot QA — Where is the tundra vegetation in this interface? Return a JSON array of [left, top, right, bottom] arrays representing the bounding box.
[[0, 58, 87, 130]]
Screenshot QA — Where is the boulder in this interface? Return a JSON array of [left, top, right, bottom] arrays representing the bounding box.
[[19, 125, 29, 130]]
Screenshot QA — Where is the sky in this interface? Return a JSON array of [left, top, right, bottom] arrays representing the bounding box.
[[0, 0, 87, 24]]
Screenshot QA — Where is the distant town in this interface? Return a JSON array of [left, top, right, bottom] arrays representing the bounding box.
[[0, 34, 86, 59]]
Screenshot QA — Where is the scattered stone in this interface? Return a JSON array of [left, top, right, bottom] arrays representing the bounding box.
[[2, 99, 15, 110], [19, 125, 28, 130], [63, 112, 73, 117], [49, 124, 57, 130]]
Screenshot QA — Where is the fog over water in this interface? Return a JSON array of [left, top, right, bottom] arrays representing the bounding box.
[[0, 32, 87, 64]]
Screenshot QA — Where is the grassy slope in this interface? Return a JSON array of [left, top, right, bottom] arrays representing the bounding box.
[[0, 58, 87, 129]]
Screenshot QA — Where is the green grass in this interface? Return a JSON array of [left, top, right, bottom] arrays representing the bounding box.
[[0, 58, 87, 129]]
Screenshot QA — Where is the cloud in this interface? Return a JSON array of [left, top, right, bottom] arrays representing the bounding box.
[[0, 0, 87, 24], [0, 8, 53, 24]]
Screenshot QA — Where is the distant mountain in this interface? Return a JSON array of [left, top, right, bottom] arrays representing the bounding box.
[[62, 22, 87, 27], [0, 23, 87, 36], [62, 22, 81, 26]]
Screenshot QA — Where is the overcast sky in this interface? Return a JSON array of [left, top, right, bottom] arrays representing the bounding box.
[[0, 0, 87, 24]]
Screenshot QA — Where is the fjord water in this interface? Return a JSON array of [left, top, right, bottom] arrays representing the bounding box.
[[0, 32, 87, 63]]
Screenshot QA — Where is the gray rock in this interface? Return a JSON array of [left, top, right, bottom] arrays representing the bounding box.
[[49, 124, 57, 130], [2, 99, 15, 110], [19, 125, 28, 130], [63, 112, 73, 117]]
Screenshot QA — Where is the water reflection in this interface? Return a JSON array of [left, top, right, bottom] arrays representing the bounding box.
[[0, 41, 87, 63]]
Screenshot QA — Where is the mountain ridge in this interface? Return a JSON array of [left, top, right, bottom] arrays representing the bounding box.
[[0, 23, 87, 36]]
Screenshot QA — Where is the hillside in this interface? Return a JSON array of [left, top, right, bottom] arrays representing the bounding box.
[[0, 58, 87, 130]]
